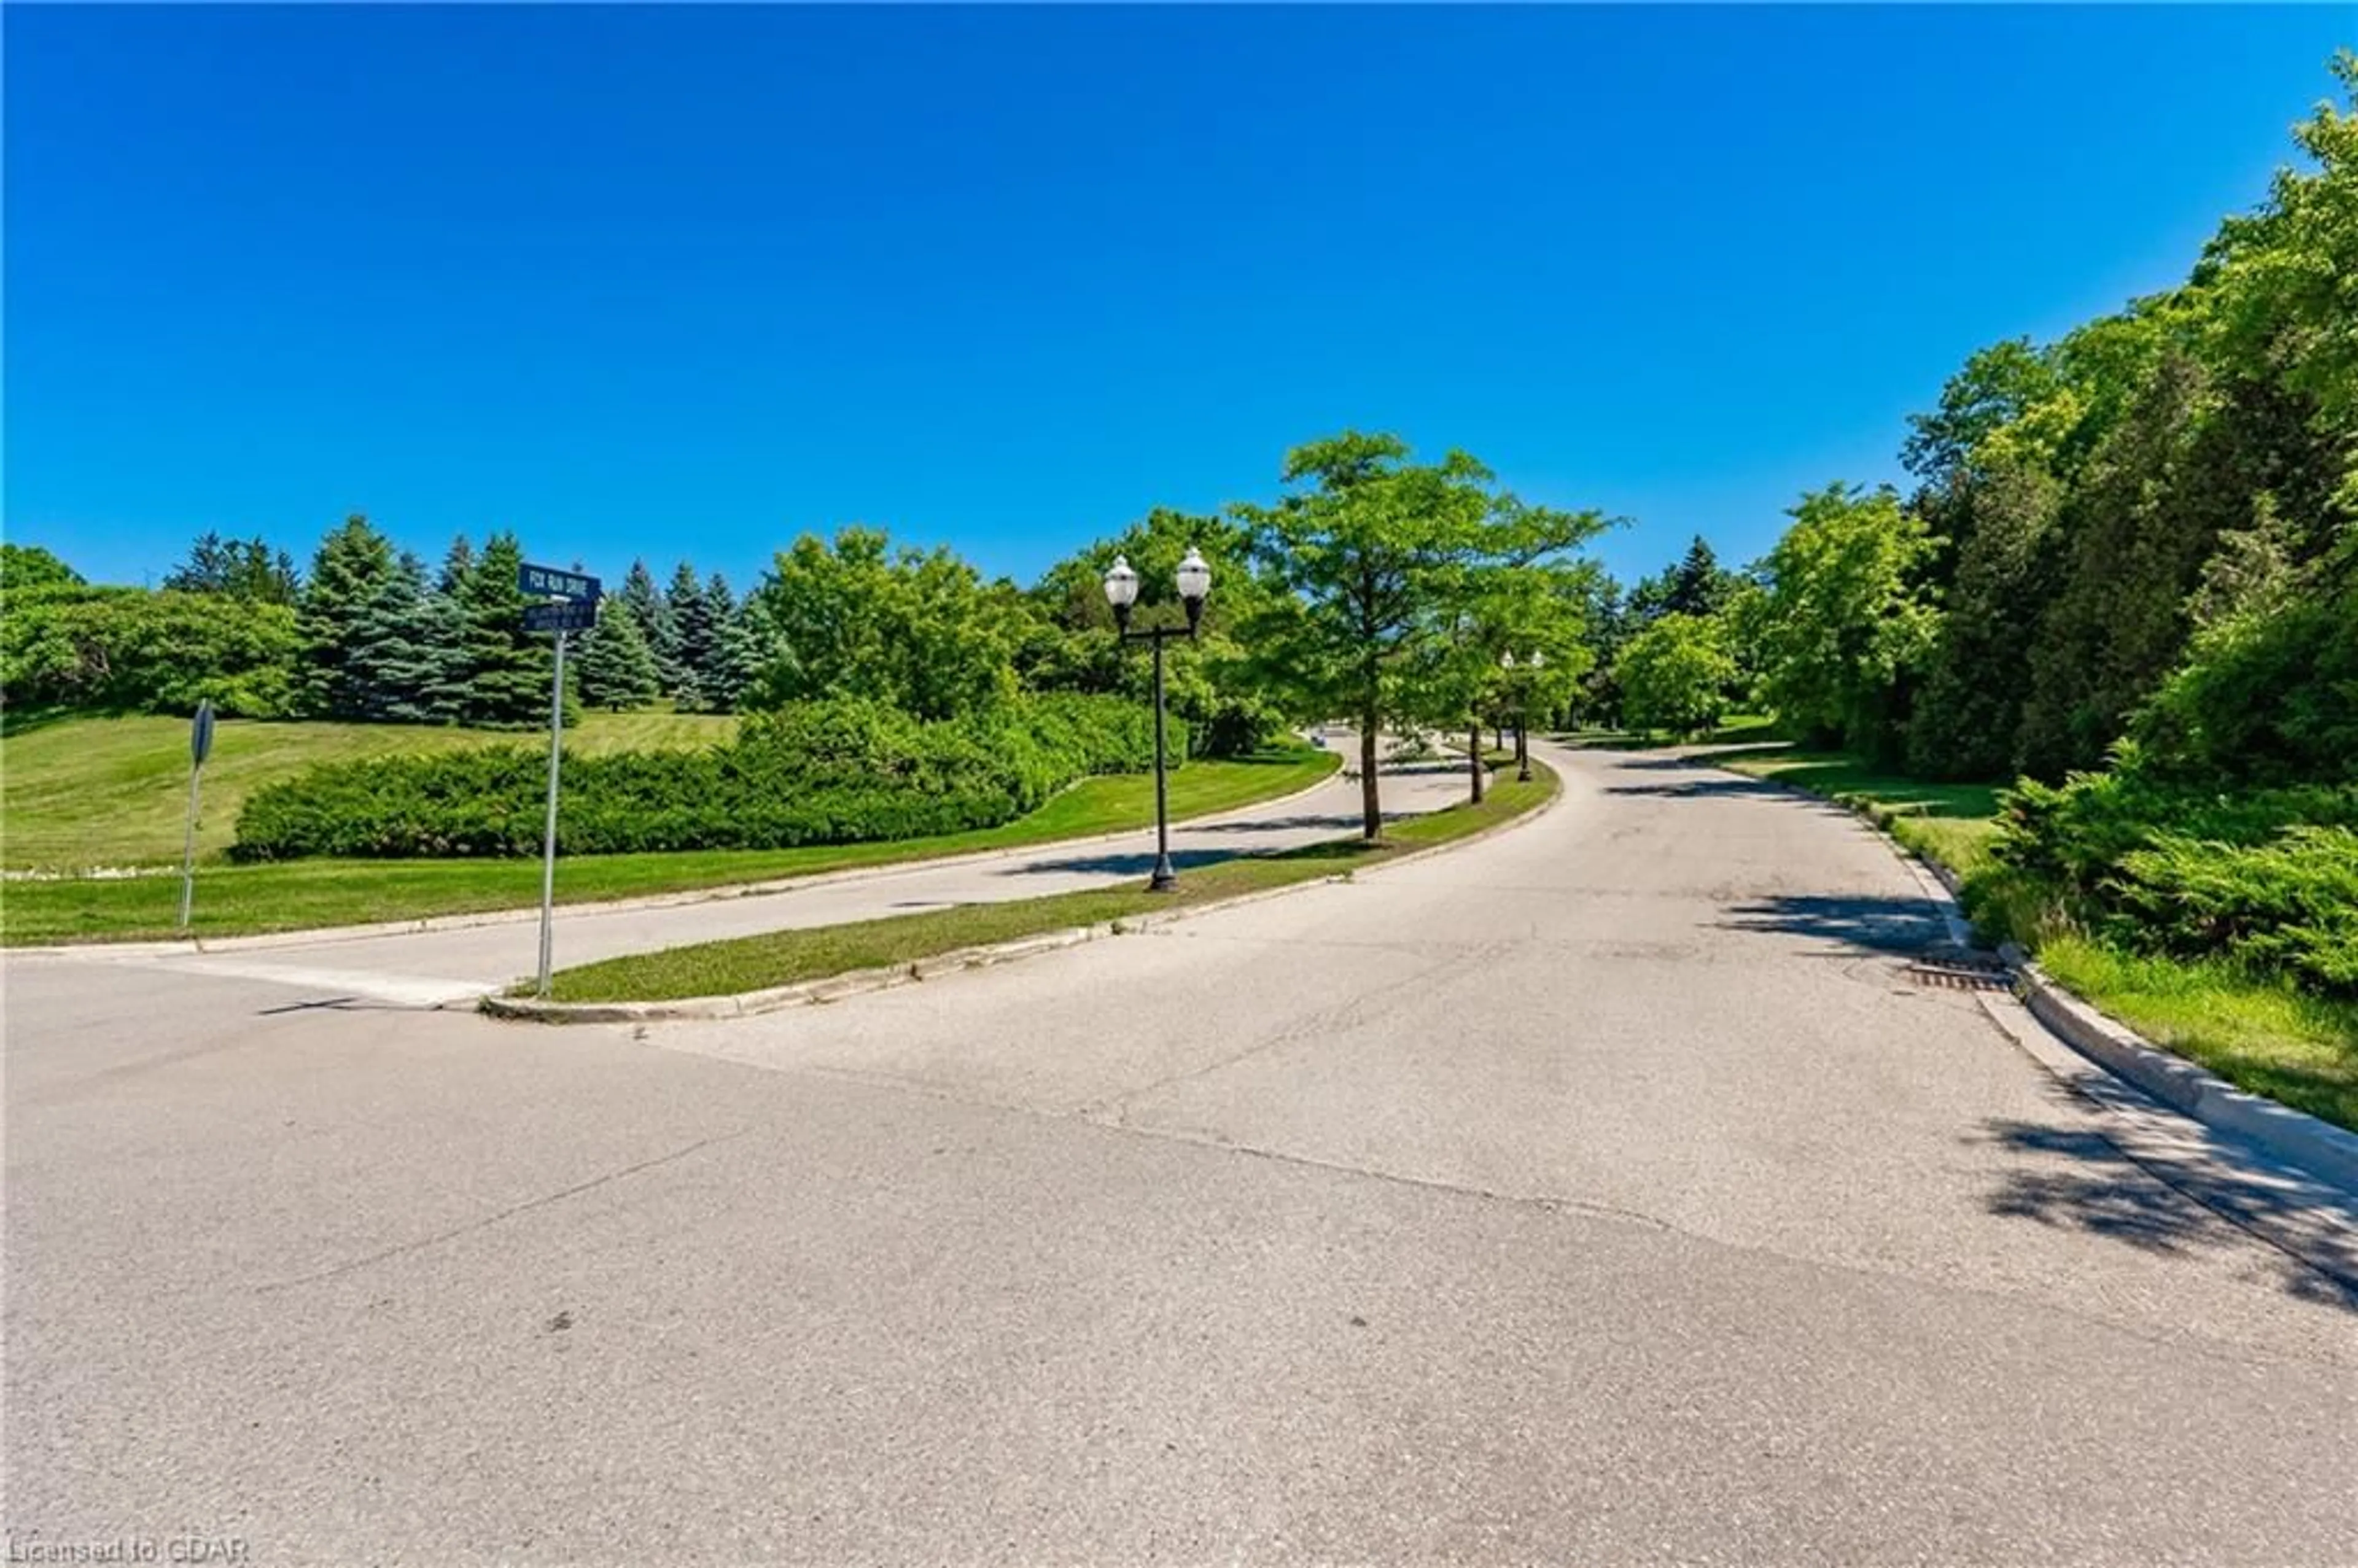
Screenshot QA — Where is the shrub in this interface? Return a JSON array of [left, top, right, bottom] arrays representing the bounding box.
[[2109, 826, 2358, 995], [231, 695, 1180, 861], [1967, 745, 2358, 996]]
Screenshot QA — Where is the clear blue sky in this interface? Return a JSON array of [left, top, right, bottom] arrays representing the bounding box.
[[7, 5, 2349, 594]]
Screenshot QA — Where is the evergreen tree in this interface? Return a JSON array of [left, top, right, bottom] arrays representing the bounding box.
[[343, 551, 442, 721], [708, 594, 769, 713], [452, 532, 556, 727], [666, 561, 714, 710], [437, 535, 477, 595], [298, 515, 402, 718], [1663, 536, 1733, 620], [165, 531, 302, 604], [615, 560, 681, 693], [415, 537, 480, 722], [571, 595, 664, 710]]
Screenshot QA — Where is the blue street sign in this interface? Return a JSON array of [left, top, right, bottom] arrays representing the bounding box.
[[518, 563, 601, 604]]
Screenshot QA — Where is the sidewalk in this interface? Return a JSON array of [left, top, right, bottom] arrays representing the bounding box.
[[18, 753, 1472, 1005]]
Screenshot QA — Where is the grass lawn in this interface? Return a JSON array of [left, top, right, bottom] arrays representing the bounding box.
[[3, 712, 738, 870], [535, 764, 1556, 1004], [1691, 743, 2004, 879], [2039, 937, 2358, 1133], [2, 742, 1339, 945]]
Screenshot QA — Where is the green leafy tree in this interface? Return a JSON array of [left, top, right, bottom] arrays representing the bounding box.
[[0, 544, 83, 600], [2204, 49, 2358, 511], [1616, 612, 1737, 739], [1235, 432, 1605, 836], [1235, 433, 1496, 836], [746, 527, 1017, 721], [1754, 483, 1940, 761], [571, 595, 664, 710], [2, 587, 298, 716]]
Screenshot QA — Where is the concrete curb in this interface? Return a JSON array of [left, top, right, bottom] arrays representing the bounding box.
[[2001, 944, 2358, 1196], [483, 761, 1566, 1025], [1684, 748, 2358, 1198], [12, 754, 1348, 961]]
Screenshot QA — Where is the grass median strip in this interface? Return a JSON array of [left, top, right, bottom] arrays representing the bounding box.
[[530, 764, 1557, 1005], [4, 745, 1338, 945]]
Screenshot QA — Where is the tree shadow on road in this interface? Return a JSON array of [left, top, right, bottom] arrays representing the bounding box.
[[1182, 813, 1365, 835], [1972, 1115, 2358, 1311], [1719, 893, 1949, 957], [1000, 847, 1244, 879], [1605, 777, 1789, 801]]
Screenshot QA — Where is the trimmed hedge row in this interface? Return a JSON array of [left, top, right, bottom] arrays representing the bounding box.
[[231, 695, 1183, 860]]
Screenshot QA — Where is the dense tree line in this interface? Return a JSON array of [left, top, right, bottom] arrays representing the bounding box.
[[1589, 56, 2358, 998], [2, 440, 1613, 789]]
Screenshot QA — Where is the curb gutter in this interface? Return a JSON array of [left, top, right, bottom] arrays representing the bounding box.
[[2001, 942, 2358, 1195], [1694, 750, 2358, 1197], [484, 761, 1566, 1025]]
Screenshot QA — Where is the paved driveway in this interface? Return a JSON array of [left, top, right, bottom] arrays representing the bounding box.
[[6, 743, 2353, 1564]]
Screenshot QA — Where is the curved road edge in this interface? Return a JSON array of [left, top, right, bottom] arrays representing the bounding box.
[[1679, 743, 2358, 1201]]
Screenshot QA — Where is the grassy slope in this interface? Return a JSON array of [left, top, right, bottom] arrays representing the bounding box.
[[540, 764, 1557, 1004], [4, 712, 738, 869], [2, 742, 1338, 945], [1670, 737, 2354, 1133]]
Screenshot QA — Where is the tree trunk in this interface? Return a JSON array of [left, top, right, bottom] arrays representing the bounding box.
[[1359, 713, 1382, 841], [1468, 721, 1485, 804]]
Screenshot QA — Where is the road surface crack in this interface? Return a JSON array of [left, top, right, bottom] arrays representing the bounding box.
[[254, 1129, 750, 1292]]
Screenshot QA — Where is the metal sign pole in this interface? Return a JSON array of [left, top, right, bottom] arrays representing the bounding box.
[[536, 631, 566, 997], [177, 764, 203, 929], [177, 699, 215, 931]]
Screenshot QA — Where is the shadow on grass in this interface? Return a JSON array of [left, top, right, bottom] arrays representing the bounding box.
[[1719, 893, 1950, 957], [1975, 1116, 2358, 1310], [1687, 750, 2002, 823]]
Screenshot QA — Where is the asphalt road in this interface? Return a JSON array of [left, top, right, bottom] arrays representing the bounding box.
[[7, 743, 2355, 1566]]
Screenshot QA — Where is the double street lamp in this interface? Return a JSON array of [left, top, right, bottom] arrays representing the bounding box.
[[1104, 547, 1212, 892], [1500, 649, 1544, 783]]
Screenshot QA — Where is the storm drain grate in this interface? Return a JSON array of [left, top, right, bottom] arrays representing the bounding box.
[[1902, 957, 2015, 991]]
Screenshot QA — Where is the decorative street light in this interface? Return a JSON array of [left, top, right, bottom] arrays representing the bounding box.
[[1500, 649, 1544, 782], [1105, 547, 1212, 891]]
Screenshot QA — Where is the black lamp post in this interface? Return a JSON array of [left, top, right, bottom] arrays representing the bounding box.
[[1500, 649, 1544, 782], [1105, 547, 1212, 892]]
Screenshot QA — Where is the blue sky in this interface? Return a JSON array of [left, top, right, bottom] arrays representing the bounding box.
[[7, 5, 2349, 595]]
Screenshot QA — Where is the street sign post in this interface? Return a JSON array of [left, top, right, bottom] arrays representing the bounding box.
[[178, 700, 216, 930], [519, 572, 600, 996]]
